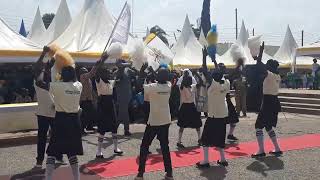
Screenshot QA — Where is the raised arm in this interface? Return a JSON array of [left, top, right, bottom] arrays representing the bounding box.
[[33, 46, 50, 79]]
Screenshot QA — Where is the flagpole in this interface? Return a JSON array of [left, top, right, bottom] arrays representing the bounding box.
[[101, 1, 128, 55]]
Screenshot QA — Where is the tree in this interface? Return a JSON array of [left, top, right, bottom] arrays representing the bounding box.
[[200, 0, 211, 37], [150, 25, 169, 46], [191, 24, 201, 39], [42, 13, 55, 29]]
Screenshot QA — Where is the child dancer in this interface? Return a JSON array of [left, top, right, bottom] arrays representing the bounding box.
[[33, 46, 63, 168], [95, 59, 124, 158], [219, 63, 239, 141], [252, 59, 282, 158], [177, 76, 202, 148], [135, 65, 173, 180], [197, 48, 230, 168], [45, 61, 83, 180]]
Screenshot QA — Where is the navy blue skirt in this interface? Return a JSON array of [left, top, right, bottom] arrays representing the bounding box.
[[178, 103, 202, 128], [226, 98, 239, 124], [47, 112, 83, 156], [201, 117, 227, 148], [255, 95, 281, 129], [97, 95, 118, 134]]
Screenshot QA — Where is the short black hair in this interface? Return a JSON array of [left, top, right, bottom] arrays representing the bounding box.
[[61, 66, 76, 82], [157, 67, 169, 84], [313, 59, 317, 63]]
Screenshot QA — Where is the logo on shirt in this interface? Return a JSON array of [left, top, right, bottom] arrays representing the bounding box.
[[158, 92, 169, 95], [65, 90, 81, 95]]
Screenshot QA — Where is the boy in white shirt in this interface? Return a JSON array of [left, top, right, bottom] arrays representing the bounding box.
[[135, 66, 173, 180], [252, 59, 283, 158], [45, 66, 83, 180]]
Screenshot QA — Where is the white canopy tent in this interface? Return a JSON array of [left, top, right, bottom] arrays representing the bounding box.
[[53, 0, 115, 52], [219, 21, 255, 66], [0, 17, 39, 50], [41, 0, 72, 46], [274, 25, 298, 65], [173, 15, 209, 67], [27, 7, 46, 46]]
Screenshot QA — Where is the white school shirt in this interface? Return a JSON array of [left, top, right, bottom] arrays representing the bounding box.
[[263, 71, 281, 96], [34, 82, 55, 118], [207, 79, 230, 118], [96, 80, 115, 96], [49, 81, 82, 113], [144, 82, 172, 126], [180, 84, 197, 104]]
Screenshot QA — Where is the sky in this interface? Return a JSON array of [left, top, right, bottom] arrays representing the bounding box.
[[0, 0, 319, 46]]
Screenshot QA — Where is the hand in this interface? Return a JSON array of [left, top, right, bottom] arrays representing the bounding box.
[[101, 52, 109, 61], [43, 46, 50, 53], [141, 62, 148, 72], [202, 47, 208, 58]]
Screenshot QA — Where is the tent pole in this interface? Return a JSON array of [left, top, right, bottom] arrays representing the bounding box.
[[235, 8, 238, 40], [301, 30, 304, 47]]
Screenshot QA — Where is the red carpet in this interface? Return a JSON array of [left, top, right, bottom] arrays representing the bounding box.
[[85, 134, 320, 178]]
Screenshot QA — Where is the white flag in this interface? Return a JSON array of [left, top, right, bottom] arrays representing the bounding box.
[[111, 2, 131, 44]]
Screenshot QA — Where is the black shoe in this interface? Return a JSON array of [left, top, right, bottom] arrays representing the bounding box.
[[147, 150, 152, 155], [114, 150, 124, 155], [251, 153, 266, 158], [217, 160, 229, 167], [124, 131, 132, 136], [198, 139, 202, 146], [96, 155, 104, 159], [86, 127, 95, 131], [134, 172, 144, 180], [269, 151, 283, 156], [227, 135, 239, 141], [165, 173, 174, 180], [177, 142, 185, 148], [196, 162, 210, 168]]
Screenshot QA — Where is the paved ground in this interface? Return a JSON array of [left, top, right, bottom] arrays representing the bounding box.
[[0, 112, 319, 180]]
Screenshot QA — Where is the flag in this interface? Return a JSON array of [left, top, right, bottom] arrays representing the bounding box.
[[200, 0, 211, 37], [19, 19, 27, 37], [111, 2, 131, 44]]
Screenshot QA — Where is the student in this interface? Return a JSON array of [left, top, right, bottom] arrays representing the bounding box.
[[219, 63, 240, 141], [177, 75, 202, 148], [33, 46, 63, 168], [252, 59, 283, 158], [95, 63, 124, 158], [135, 66, 173, 180], [312, 59, 320, 90], [44, 64, 83, 180], [197, 48, 230, 168]]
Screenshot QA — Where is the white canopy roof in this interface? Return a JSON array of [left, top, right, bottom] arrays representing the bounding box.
[[0, 17, 39, 50], [27, 7, 46, 45], [53, 0, 114, 52], [41, 0, 71, 46], [274, 26, 298, 65], [219, 21, 255, 66], [172, 15, 205, 66]]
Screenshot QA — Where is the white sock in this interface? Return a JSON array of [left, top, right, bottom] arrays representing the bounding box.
[[45, 156, 56, 180], [178, 128, 184, 143], [69, 156, 80, 180], [268, 129, 281, 152], [112, 134, 122, 152], [200, 147, 209, 164], [196, 128, 201, 140], [218, 148, 226, 162], [97, 134, 104, 156], [256, 129, 265, 154], [229, 124, 236, 135]]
